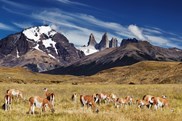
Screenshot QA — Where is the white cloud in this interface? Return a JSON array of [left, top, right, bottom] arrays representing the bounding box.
[[31, 10, 123, 45], [146, 35, 182, 48], [12, 22, 33, 29], [30, 9, 182, 49], [77, 14, 134, 38], [2, 6, 30, 17], [145, 35, 169, 46], [1, 0, 33, 10], [2, 2, 180, 49], [128, 24, 146, 40], [56, 0, 88, 6], [0, 22, 15, 31], [142, 28, 162, 34]]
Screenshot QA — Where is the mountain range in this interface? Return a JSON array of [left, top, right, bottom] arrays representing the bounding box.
[[46, 38, 182, 76], [0, 25, 182, 76]]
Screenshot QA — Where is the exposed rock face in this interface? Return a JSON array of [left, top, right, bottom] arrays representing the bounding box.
[[109, 38, 118, 48], [0, 25, 84, 72], [78, 33, 119, 55], [45, 39, 182, 76], [98, 33, 109, 50], [87, 33, 97, 47], [120, 38, 138, 46]]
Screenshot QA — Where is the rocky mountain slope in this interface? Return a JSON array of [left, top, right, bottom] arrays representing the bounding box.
[[78, 33, 118, 55], [0, 25, 84, 72], [46, 38, 182, 76]]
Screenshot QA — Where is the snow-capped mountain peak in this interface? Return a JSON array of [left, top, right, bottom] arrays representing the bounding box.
[[0, 25, 84, 72], [23, 25, 56, 42], [23, 25, 58, 56]]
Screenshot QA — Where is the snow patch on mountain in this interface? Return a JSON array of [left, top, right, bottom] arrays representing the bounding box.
[[48, 54, 56, 59], [42, 38, 58, 54], [16, 49, 20, 58], [77, 46, 98, 55], [23, 25, 58, 55], [23, 26, 56, 42]]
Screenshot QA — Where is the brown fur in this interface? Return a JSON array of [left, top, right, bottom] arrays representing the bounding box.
[[3, 94, 12, 111], [115, 96, 133, 108], [80, 95, 99, 113], [143, 95, 154, 108], [95, 93, 108, 104], [43, 88, 55, 107], [136, 99, 148, 108], [29, 96, 55, 114], [151, 96, 169, 110], [108, 93, 117, 102], [6, 89, 23, 101]]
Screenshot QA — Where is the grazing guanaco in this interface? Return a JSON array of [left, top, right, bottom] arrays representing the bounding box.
[[136, 99, 148, 109], [95, 93, 108, 104], [28, 96, 55, 114], [6, 89, 23, 101], [71, 93, 77, 103], [80, 95, 99, 113], [108, 93, 117, 103], [143, 95, 154, 109], [151, 96, 169, 110], [115, 96, 133, 108]]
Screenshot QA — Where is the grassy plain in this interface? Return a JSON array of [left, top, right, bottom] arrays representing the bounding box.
[[0, 83, 181, 121]]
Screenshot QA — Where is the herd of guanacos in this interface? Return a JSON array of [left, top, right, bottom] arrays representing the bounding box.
[[2, 88, 170, 114]]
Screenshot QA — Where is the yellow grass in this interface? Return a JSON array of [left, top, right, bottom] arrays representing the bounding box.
[[0, 83, 181, 121], [0, 61, 182, 84]]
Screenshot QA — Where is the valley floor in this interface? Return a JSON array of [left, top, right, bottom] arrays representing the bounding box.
[[0, 83, 181, 121]]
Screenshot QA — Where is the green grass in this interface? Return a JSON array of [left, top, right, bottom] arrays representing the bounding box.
[[0, 83, 181, 121]]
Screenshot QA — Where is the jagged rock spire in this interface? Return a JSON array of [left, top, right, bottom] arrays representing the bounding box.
[[109, 38, 118, 48], [87, 33, 97, 47], [99, 32, 109, 50]]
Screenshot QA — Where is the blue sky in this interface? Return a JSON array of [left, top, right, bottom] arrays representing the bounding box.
[[0, 0, 182, 48]]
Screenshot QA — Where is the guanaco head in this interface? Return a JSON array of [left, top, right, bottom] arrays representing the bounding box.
[[43, 88, 48, 92], [51, 108, 55, 113], [162, 95, 167, 99], [95, 108, 99, 113]]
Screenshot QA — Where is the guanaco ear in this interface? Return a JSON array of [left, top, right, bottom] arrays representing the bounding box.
[[162, 95, 167, 99], [43, 88, 48, 91]]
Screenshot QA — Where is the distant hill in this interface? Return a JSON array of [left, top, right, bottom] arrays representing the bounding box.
[[0, 66, 79, 84], [46, 39, 182, 76], [0, 61, 182, 84], [90, 61, 182, 84]]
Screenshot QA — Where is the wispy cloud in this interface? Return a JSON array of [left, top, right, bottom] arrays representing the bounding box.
[[31, 9, 124, 45], [128, 25, 146, 40], [56, 0, 88, 7], [12, 22, 33, 29], [2, 5, 32, 17], [0, 0, 32, 10], [0, 22, 15, 31], [30, 8, 182, 49], [74, 14, 133, 38], [128, 25, 182, 49], [1, 0, 181, 49]]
